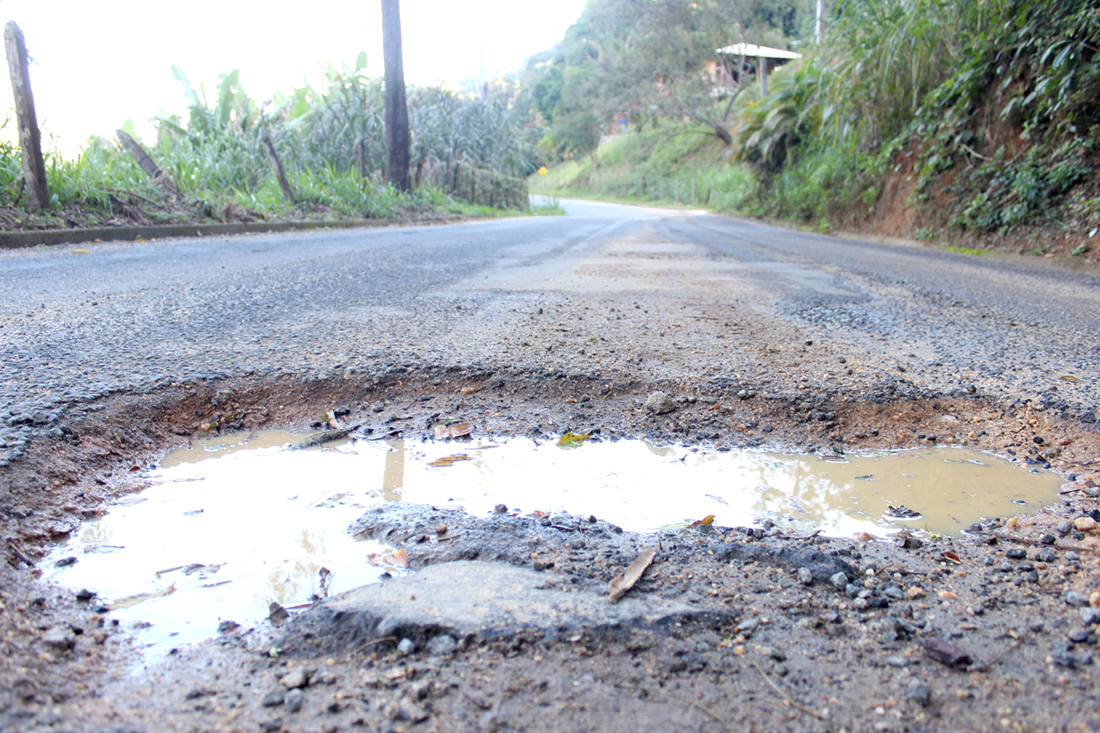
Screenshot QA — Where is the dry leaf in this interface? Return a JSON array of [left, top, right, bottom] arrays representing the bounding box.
[[688, 514, 715, 527], [435, 422, 473, 440], [428, 454, 473, 467], [608, 547, 657, 603], [368, 549, 409, 568], [1061, 375, 1082, 383]]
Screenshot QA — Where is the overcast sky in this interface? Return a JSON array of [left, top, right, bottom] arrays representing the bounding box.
[[0, 0, 589, 152]]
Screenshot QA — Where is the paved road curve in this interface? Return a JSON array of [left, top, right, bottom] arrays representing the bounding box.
[[2, 199, 1098, 460]]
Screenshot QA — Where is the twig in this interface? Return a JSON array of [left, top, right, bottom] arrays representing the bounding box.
[[973, 638, 1022, 673], [654, 688, 734, 733], [461, 690, 492, 710], [795, 529, 823, 544], [436, 533, 462, 542], [959, 142, 997, 162], [750, 660, 835, 725], [351, 636, 397, 656], [7, 541, 34, 568]]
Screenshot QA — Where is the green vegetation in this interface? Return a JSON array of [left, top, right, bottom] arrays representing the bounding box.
[[1, 56, 536, 230], [528, 0, 1099, 256], [532, 122, 759, 214]]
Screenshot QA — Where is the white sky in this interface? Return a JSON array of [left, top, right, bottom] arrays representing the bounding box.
[[0, 0, 589, 153]]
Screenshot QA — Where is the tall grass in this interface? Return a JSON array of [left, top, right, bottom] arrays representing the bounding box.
[[3, 61, 536, 224]]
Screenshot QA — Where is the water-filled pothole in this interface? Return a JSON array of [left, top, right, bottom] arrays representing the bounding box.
[[44, 431, 1062, 655]]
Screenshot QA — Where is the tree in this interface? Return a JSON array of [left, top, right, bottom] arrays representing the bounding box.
[[381, 0, 410, 192]]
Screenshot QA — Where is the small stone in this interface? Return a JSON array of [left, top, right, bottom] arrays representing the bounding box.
[[797, 567, 813, 585], [493, 503, 508, 514], [1037, 547, 1057, 563], [1074, 517, 1097, 531], [285, 688, 304, 713], [280, 669, 308, 690], [735, 617, 761, 634], [1079, 607, 1100, 625], [883, 655, 909, 668], [41, 626, 75, 650], [426, 634, 458, 656], [830, 572, 849, 591], [1068, 628, 1091, 644], [907, 587, 926, 599], [1063, 590, 1090, 607], [1005, 548, 1027, 559], [397, 697, 429, 723], [398, 638, 417, 655], [907, 680, 931, 707], [644, 391, 678, 415], [1057, 521, 1073, 535], [261, 689, 285, 707]]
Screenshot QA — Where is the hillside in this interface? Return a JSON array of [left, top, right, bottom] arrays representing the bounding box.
[[529, 0, 1100, 267]]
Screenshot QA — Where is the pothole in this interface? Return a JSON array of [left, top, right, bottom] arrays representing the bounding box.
[[42, 429, 1063, 656]]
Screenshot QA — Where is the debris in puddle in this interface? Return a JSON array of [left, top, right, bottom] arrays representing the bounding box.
[[367, 548, 409, 568], [557, 431, 590, 447], [688, 514, 715, 527], [885, 505, 922, 519], [318, 567, 332, 598], [287, 423, 362, 451], [608, 545, 658, 603], [109, 583, 176, 610], [428, 454, 473, 467]]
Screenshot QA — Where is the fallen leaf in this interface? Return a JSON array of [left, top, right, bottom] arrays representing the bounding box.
[[557, 431, 590, 448], [1061, 375, 1082, 384], [367, 549, 409, 568], [108, 583, 176, 610], [529, 510, 549, 519], [71, 249, 89, 254], [688, 514, 716, 527], [941, 551, 962, 564], [428, 454, 473, 467], [919, 638, 972, 666], [434, 422, 473, 440], [608, 546, 657, 603]]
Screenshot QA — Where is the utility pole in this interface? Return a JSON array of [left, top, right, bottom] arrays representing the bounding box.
[[381, 0, 411, 192]]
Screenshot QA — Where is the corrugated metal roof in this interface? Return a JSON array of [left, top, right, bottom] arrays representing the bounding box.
[[716, 43, 802, 60]]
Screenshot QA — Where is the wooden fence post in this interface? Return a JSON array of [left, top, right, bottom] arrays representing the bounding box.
[[356, 137, 368, 186], [4, 22, 47, 209], [116, 130, 182, 198], [260, 130, 296, 204]]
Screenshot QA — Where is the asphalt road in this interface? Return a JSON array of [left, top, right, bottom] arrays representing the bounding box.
[[2, 199, 1098, 460]]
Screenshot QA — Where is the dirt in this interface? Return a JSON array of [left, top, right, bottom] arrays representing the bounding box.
[[3, 371, 1100, 732]]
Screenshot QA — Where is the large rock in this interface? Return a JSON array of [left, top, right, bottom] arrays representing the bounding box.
[[644, 391, 678, 415], [290, 560, 716, 651]]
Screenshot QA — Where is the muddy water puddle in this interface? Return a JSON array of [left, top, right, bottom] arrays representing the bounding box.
[[45, 432, 1062, 655]]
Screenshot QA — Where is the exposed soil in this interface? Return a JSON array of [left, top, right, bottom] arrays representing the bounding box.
[[3, 372, 1100, 732]]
